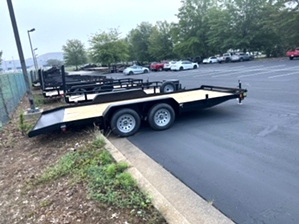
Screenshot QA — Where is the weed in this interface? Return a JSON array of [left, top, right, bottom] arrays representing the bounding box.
[[19, 113, 33, 136], [33, 136, 159, 220], [99, 150, 112, 165], [115, 172, 135, 190], [25, 212, 34, 218], [0, 129, 15, 148], [33, 94, 45, 107], [105, 164, 117, 177], [40, 199, 51, 207]]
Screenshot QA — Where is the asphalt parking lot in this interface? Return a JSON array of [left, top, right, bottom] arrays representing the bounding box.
[[109, 58, 299, 224]]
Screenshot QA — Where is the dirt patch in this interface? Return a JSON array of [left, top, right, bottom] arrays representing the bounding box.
[[0, 93, 167, 224]]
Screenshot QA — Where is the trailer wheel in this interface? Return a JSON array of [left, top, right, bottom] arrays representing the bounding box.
[[160, 82, 176, 93], [110, 108, 140, 137], [148, 103, 175, 130]]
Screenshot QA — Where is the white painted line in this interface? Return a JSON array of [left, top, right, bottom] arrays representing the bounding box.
[[212, 71, 239, 78], [238, 66, 299, 78], [238, 70, 275, 78], [268, 71, 299, 79], [193, 74, 212, 77]]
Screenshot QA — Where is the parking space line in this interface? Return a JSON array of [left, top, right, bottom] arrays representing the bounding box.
[[238, 65, 294, 78], [238, 70, 275, 78], [268, 71, 299, 79]]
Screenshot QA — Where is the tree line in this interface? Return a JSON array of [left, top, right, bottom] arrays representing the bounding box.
[[62, 0, 299, 68]]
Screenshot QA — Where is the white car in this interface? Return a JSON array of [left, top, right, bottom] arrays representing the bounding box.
[[170, 60, 198, 71], [163, 61, 177, 71], [202, 56, 218, 64], [123, 65, 149, 75]]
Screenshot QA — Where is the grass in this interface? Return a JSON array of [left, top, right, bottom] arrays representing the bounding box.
[[19, 113, 33, 136], [32, 136, 162, 221]]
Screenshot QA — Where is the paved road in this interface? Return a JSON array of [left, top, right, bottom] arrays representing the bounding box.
[[110, 58, 299, 224]]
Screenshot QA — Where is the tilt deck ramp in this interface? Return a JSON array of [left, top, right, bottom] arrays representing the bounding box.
[[28, 82, 247, 138]]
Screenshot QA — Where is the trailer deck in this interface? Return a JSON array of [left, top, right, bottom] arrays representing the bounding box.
[[29, 82, 247, 138]]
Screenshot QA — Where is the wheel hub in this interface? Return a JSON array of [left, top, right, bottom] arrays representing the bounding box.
[[164, 84, 174, 92], [117, 115, 135, 133], [155, 109, 170, 126]]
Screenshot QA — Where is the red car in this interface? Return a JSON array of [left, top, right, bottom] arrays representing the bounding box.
[[286, 47, 299, 60], [150, 62, 165, 71]]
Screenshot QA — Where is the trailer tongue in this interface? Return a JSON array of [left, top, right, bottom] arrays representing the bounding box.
[[28, 81, 247, 138]]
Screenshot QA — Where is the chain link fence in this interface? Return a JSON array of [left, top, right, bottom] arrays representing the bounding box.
[[0, 73, 27, 130]]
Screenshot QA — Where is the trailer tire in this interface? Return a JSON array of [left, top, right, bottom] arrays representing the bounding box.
[[111, 108, 140, 137], [160, 82, 176, 93], [148, 103, 175, 131]]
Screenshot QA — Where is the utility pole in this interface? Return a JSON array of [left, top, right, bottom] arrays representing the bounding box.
[[6, 0, 38, 113]]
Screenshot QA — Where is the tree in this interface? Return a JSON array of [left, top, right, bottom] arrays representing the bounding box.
[[0, 51, 2, 65], [62, 39, 87, 70], [206, 7, 233, 54], [148, 21, 176, 61], [89, 28, 129, 66], [173, 0, 218, 58], [46, 59, 63, 67], [261, 0, 299, 54], [126, 22, 154, 63]]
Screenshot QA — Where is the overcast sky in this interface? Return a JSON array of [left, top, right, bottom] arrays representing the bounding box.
[[1, 0, 182, 60]]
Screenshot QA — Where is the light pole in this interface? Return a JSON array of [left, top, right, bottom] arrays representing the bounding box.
[[34, 48, 38, 65], [27, 28, 39, 74]]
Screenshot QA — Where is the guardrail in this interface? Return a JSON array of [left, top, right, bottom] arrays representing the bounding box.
[[0, 73, 27, 129]]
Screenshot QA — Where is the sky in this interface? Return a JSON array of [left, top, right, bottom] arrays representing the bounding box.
[[1, 0, 182, 60]]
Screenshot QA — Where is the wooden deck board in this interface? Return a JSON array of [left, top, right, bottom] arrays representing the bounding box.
[[63, 89, 232, 122]]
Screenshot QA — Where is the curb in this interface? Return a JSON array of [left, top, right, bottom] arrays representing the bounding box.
[[102, 134, 234, 224]]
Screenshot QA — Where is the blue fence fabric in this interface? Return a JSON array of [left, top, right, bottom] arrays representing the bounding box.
[[0, 73, 27, 129]]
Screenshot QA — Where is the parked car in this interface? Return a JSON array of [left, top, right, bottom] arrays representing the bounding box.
[[286, 47, 299, 60], [163, 61, 177, 71], [170, 60, 198, 71], [186, 56, 202, 64], [79, 63, 97, 71], [218, 53, 233, 63], [123, 65, 149, 75], [150, 62, 165, 71], [202, 56, 218, 64], [231, 52, 251, 62]]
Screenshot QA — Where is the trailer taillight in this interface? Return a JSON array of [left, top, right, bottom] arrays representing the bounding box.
[[61, 125, 66, 132]]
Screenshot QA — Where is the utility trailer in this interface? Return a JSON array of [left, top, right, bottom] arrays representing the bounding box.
[[64, 77, 182, 103], [37, 66, 181, 103], [28, 81, 247, 138], [36, 67, 107, 98]]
